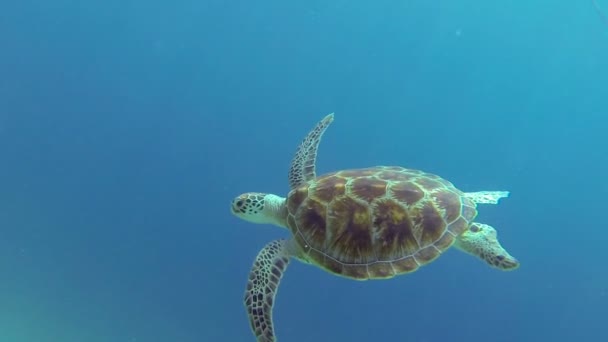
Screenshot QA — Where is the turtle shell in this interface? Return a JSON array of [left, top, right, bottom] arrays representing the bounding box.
[[285, 166, 477, 280]]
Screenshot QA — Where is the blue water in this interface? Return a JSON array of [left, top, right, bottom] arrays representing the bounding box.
[[1, 1, 607, 341]]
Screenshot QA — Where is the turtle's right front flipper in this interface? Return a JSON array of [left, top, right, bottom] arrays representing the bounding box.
[[244, 239, 291, 342], [288, 113, 334, 190]]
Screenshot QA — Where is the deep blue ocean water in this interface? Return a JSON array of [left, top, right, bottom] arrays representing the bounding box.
[[1, 1, 607, 341]]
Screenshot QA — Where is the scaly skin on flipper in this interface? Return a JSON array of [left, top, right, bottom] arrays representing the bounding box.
[[464, 191, 510, 204], [288, 113, 334, 190], [244, 239, 291, 342], [453, 223, 519, 270]]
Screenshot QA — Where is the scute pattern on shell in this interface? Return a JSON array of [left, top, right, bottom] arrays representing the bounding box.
[[286, 166, 477, 280]]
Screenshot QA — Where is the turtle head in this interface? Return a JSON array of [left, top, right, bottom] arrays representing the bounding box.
[[231, 192, 287, 228]]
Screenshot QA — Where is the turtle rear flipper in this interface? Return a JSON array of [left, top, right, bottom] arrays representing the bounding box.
[[464, 191, 510, 204], [454, 223, 519, 270], [244, 239, 292, 342]]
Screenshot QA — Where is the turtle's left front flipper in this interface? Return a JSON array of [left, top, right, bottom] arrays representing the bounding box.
[[244, 239, 291, 342], [454, 223, 519, 271]]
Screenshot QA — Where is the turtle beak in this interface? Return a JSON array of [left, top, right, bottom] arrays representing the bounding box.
[[230, 198, 244, 215]]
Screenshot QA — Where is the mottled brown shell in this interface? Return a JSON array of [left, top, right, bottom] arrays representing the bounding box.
[[286, 166, 477, 280]]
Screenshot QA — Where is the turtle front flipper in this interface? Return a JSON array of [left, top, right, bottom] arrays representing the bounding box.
[[453, 223, 519, 270], [288, 113, 334, 189], [244, 239, 292, 342], [464, 191, 510, 204]]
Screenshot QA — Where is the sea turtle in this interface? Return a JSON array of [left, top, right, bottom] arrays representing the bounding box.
[[231, 113, 519, 342]]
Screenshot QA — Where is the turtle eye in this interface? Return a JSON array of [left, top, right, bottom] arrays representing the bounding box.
[[236, 200, 244, 208]]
